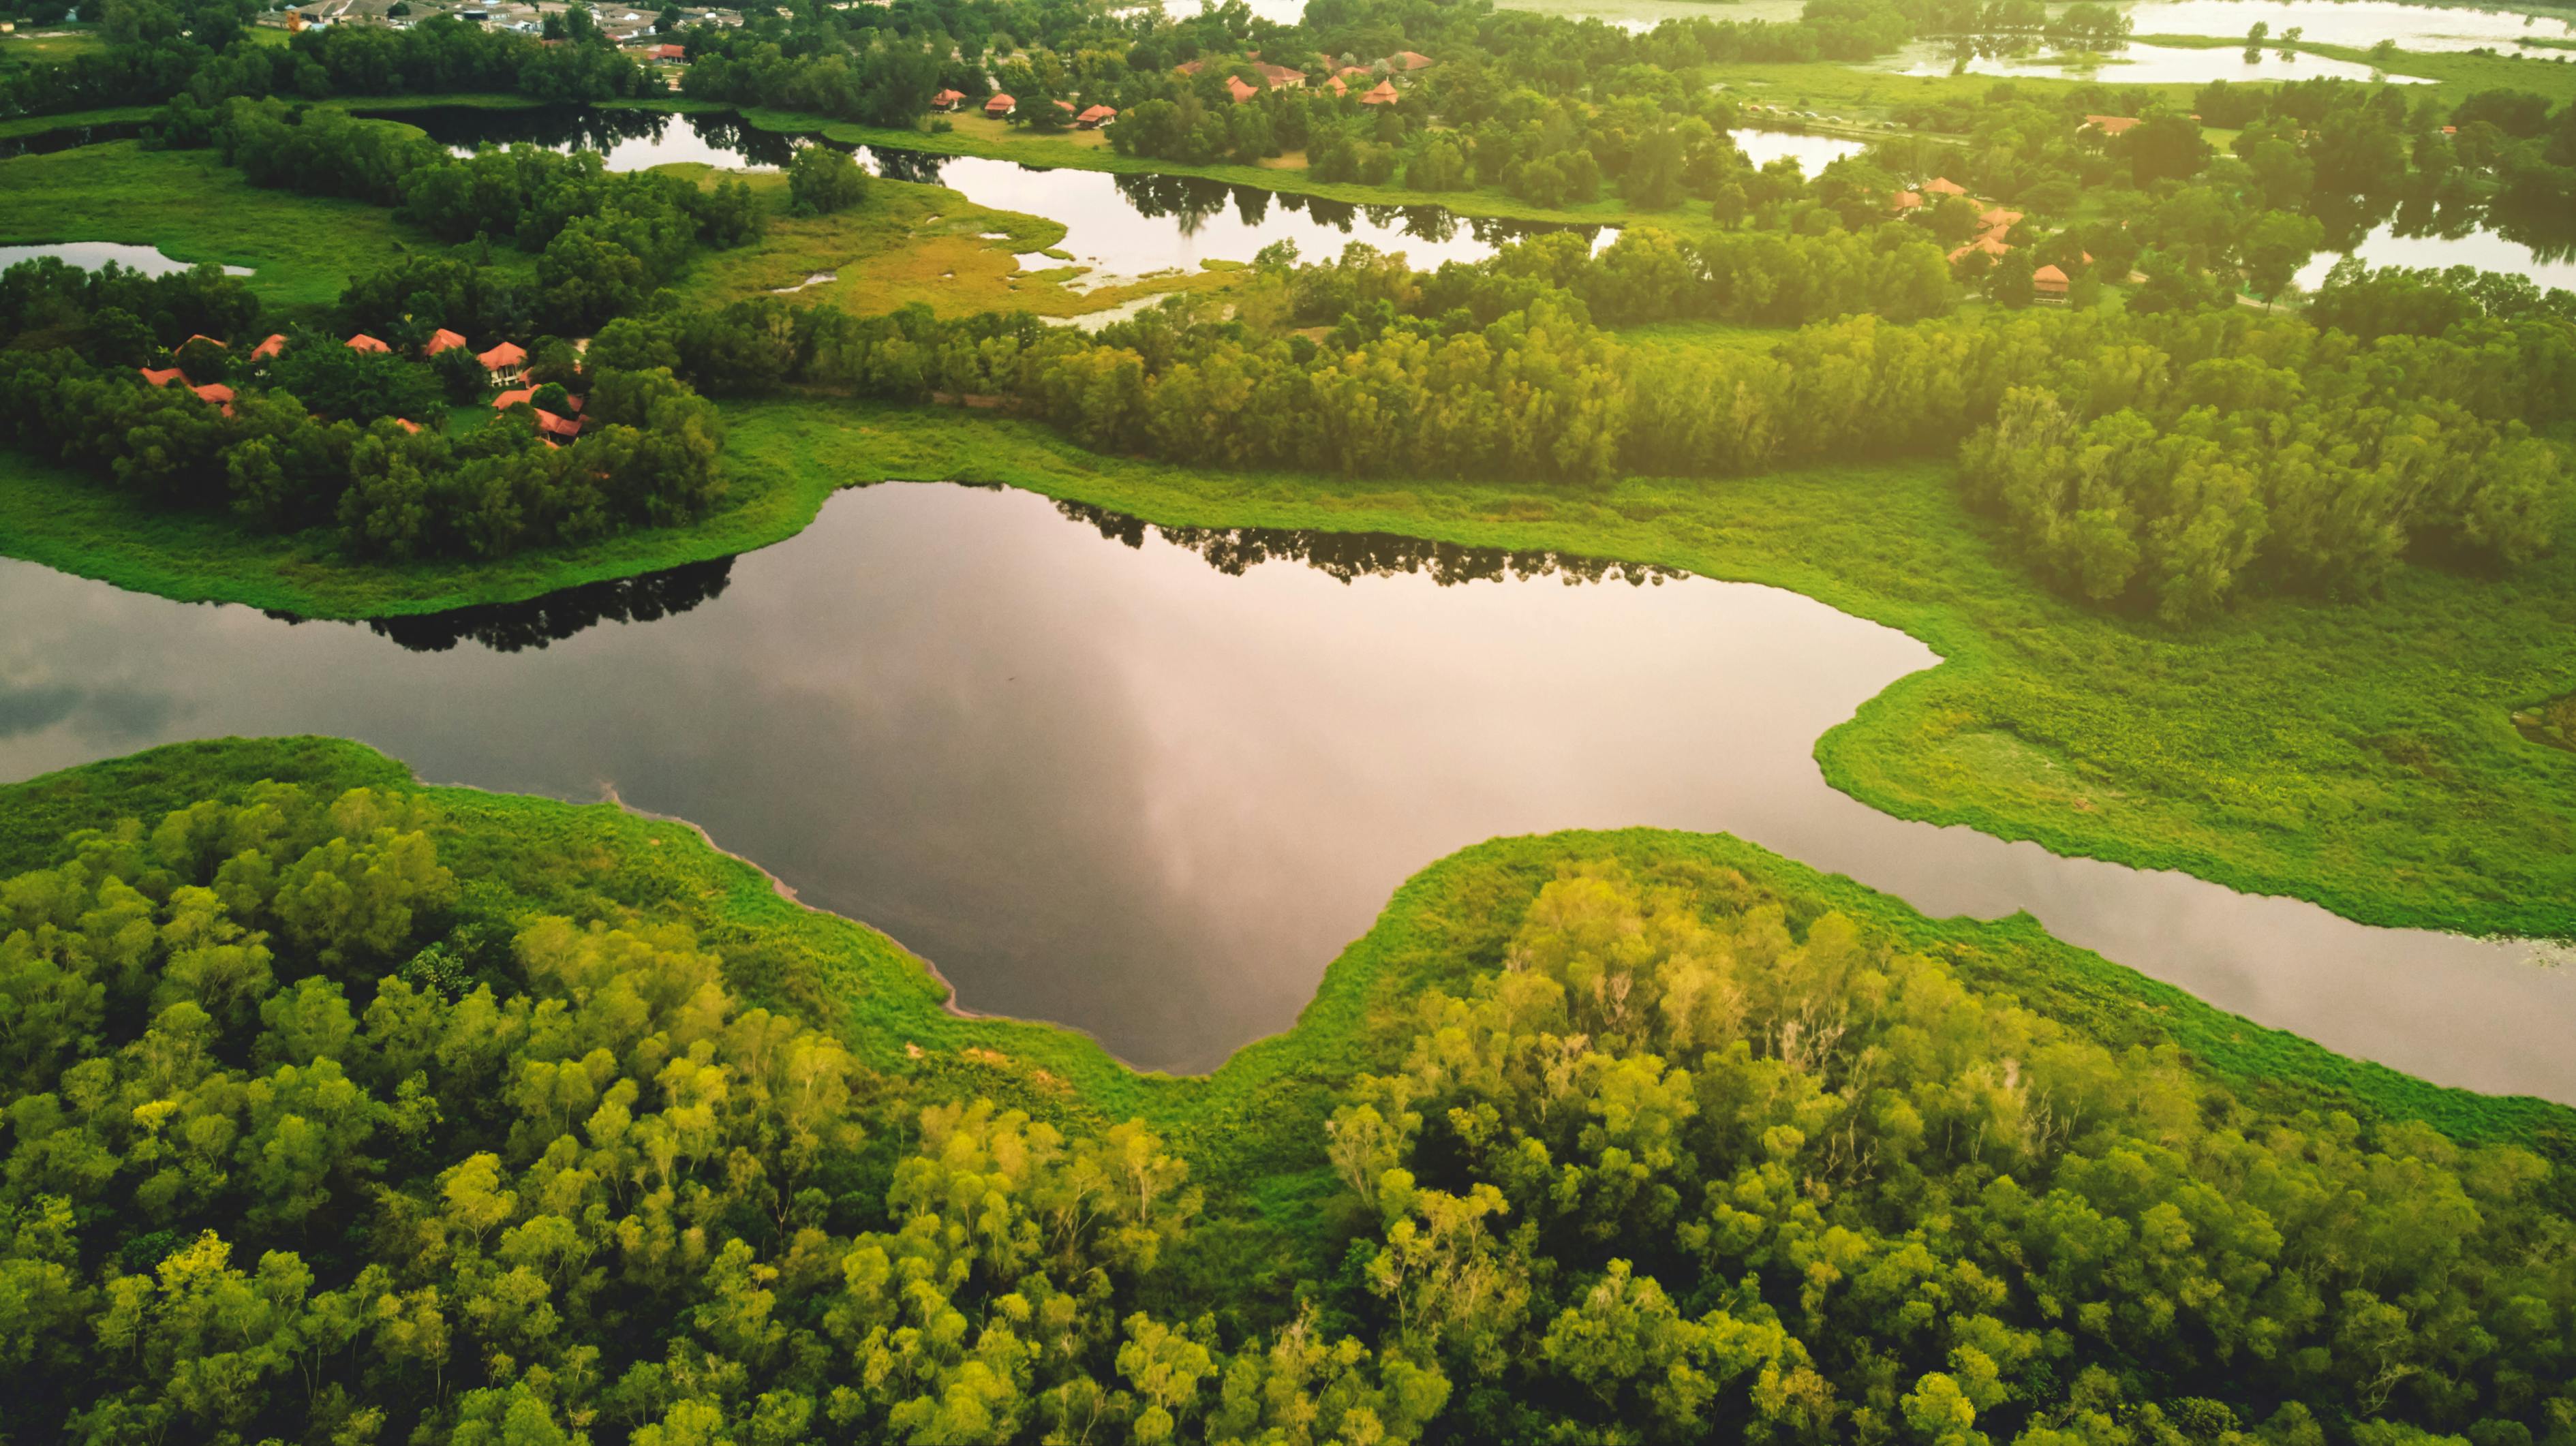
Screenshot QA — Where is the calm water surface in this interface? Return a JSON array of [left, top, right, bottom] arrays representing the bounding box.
[[2296, 220, 2576, 291], [1730, 128, 1871, 172], [1871, 36, 2435, 81], [0, 241, 252, 277], [2120, 0, 2576, 50], [3, 483, 2568, 1094], [397, 107, 1608, 282]]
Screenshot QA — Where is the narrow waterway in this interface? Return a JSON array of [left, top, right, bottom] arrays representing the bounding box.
[[393, 105, 1610, 281], [1, 483, 2566, 1095]]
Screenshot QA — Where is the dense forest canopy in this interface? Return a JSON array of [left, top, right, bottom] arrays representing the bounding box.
[[0, 770, 2567, 1444]]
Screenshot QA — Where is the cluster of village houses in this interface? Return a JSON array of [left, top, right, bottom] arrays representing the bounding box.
[[137, 331, 579, 440], [942, 46, 1436, 126], [1880, 114, 2145, 301]]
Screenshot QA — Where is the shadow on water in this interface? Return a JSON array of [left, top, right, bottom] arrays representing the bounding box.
[[373, 103, 1610, 266], [320, 557, 738, 653], [0, 119, 148, 159], [1053, 499, 1681, 587], [331, 499, 1673, 658]]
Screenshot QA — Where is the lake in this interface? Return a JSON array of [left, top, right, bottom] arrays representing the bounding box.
[[1730, 127, 1872, 172], [392, 106, 1610, 284], [2, 481, 2568, 1096]]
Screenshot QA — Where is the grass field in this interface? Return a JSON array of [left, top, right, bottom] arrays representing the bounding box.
[[3, 735, 2563, 1220], [0, 25, 106, 65], [0, 140, 514, 307]]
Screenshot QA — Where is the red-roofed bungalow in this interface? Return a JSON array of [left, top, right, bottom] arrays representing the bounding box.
[[1225, 75, 1259, 104], [1358, 79, 1400, 106], [2034, 264, 2070, 301], [985, 93, 1015, 117], [346, 333, 390, 354], [477, 341, 527, 383], [249, 333, 286, 360], [1075, 104, 1117, 128], [932, 88, 964, 111], [426, 328, 470, 355]]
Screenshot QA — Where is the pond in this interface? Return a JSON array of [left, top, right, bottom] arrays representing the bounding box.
[[391, 106, 1609, 286], [1868, 37, 2436, 82], [0, 241, 252, 277], [2296, 219, 2576, 292], [1730, 127, 1873, 172], [2119, 0, 2576, 52], [3, 482, 2569, 1096]]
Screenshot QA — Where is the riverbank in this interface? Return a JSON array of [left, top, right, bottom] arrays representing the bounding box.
[[7, 393, 2568, 949], [4, 735, 2563, 1197]]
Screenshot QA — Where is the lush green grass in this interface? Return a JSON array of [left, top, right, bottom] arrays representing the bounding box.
[[0, 140, 514, 307], [3, 735, 2563, 1219], [0, 25, 106, 65]]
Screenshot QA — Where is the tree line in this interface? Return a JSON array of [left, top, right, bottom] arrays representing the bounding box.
[[579, 237, 2564, 624], [0, 782, 2565, 1442], [3, 0, 647, 122], [195, 96, 764, 332]]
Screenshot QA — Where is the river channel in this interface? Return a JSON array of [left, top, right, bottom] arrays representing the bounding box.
[[1, 482, 2567, 1094]]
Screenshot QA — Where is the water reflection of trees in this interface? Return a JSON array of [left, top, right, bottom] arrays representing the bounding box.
[[356, 558, 737, 653], [0, 119, 147, 159], [1053, 500, 1677, 587], [867, 145, 951, 185], [1107, 170, 1601, 249], [389, 102, 675, 155]]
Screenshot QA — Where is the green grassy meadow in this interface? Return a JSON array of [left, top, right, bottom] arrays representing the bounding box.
[[0, 140, 516, 307]]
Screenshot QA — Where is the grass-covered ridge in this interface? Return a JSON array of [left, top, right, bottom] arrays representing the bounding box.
[[0, 735, 2568, 1441]]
